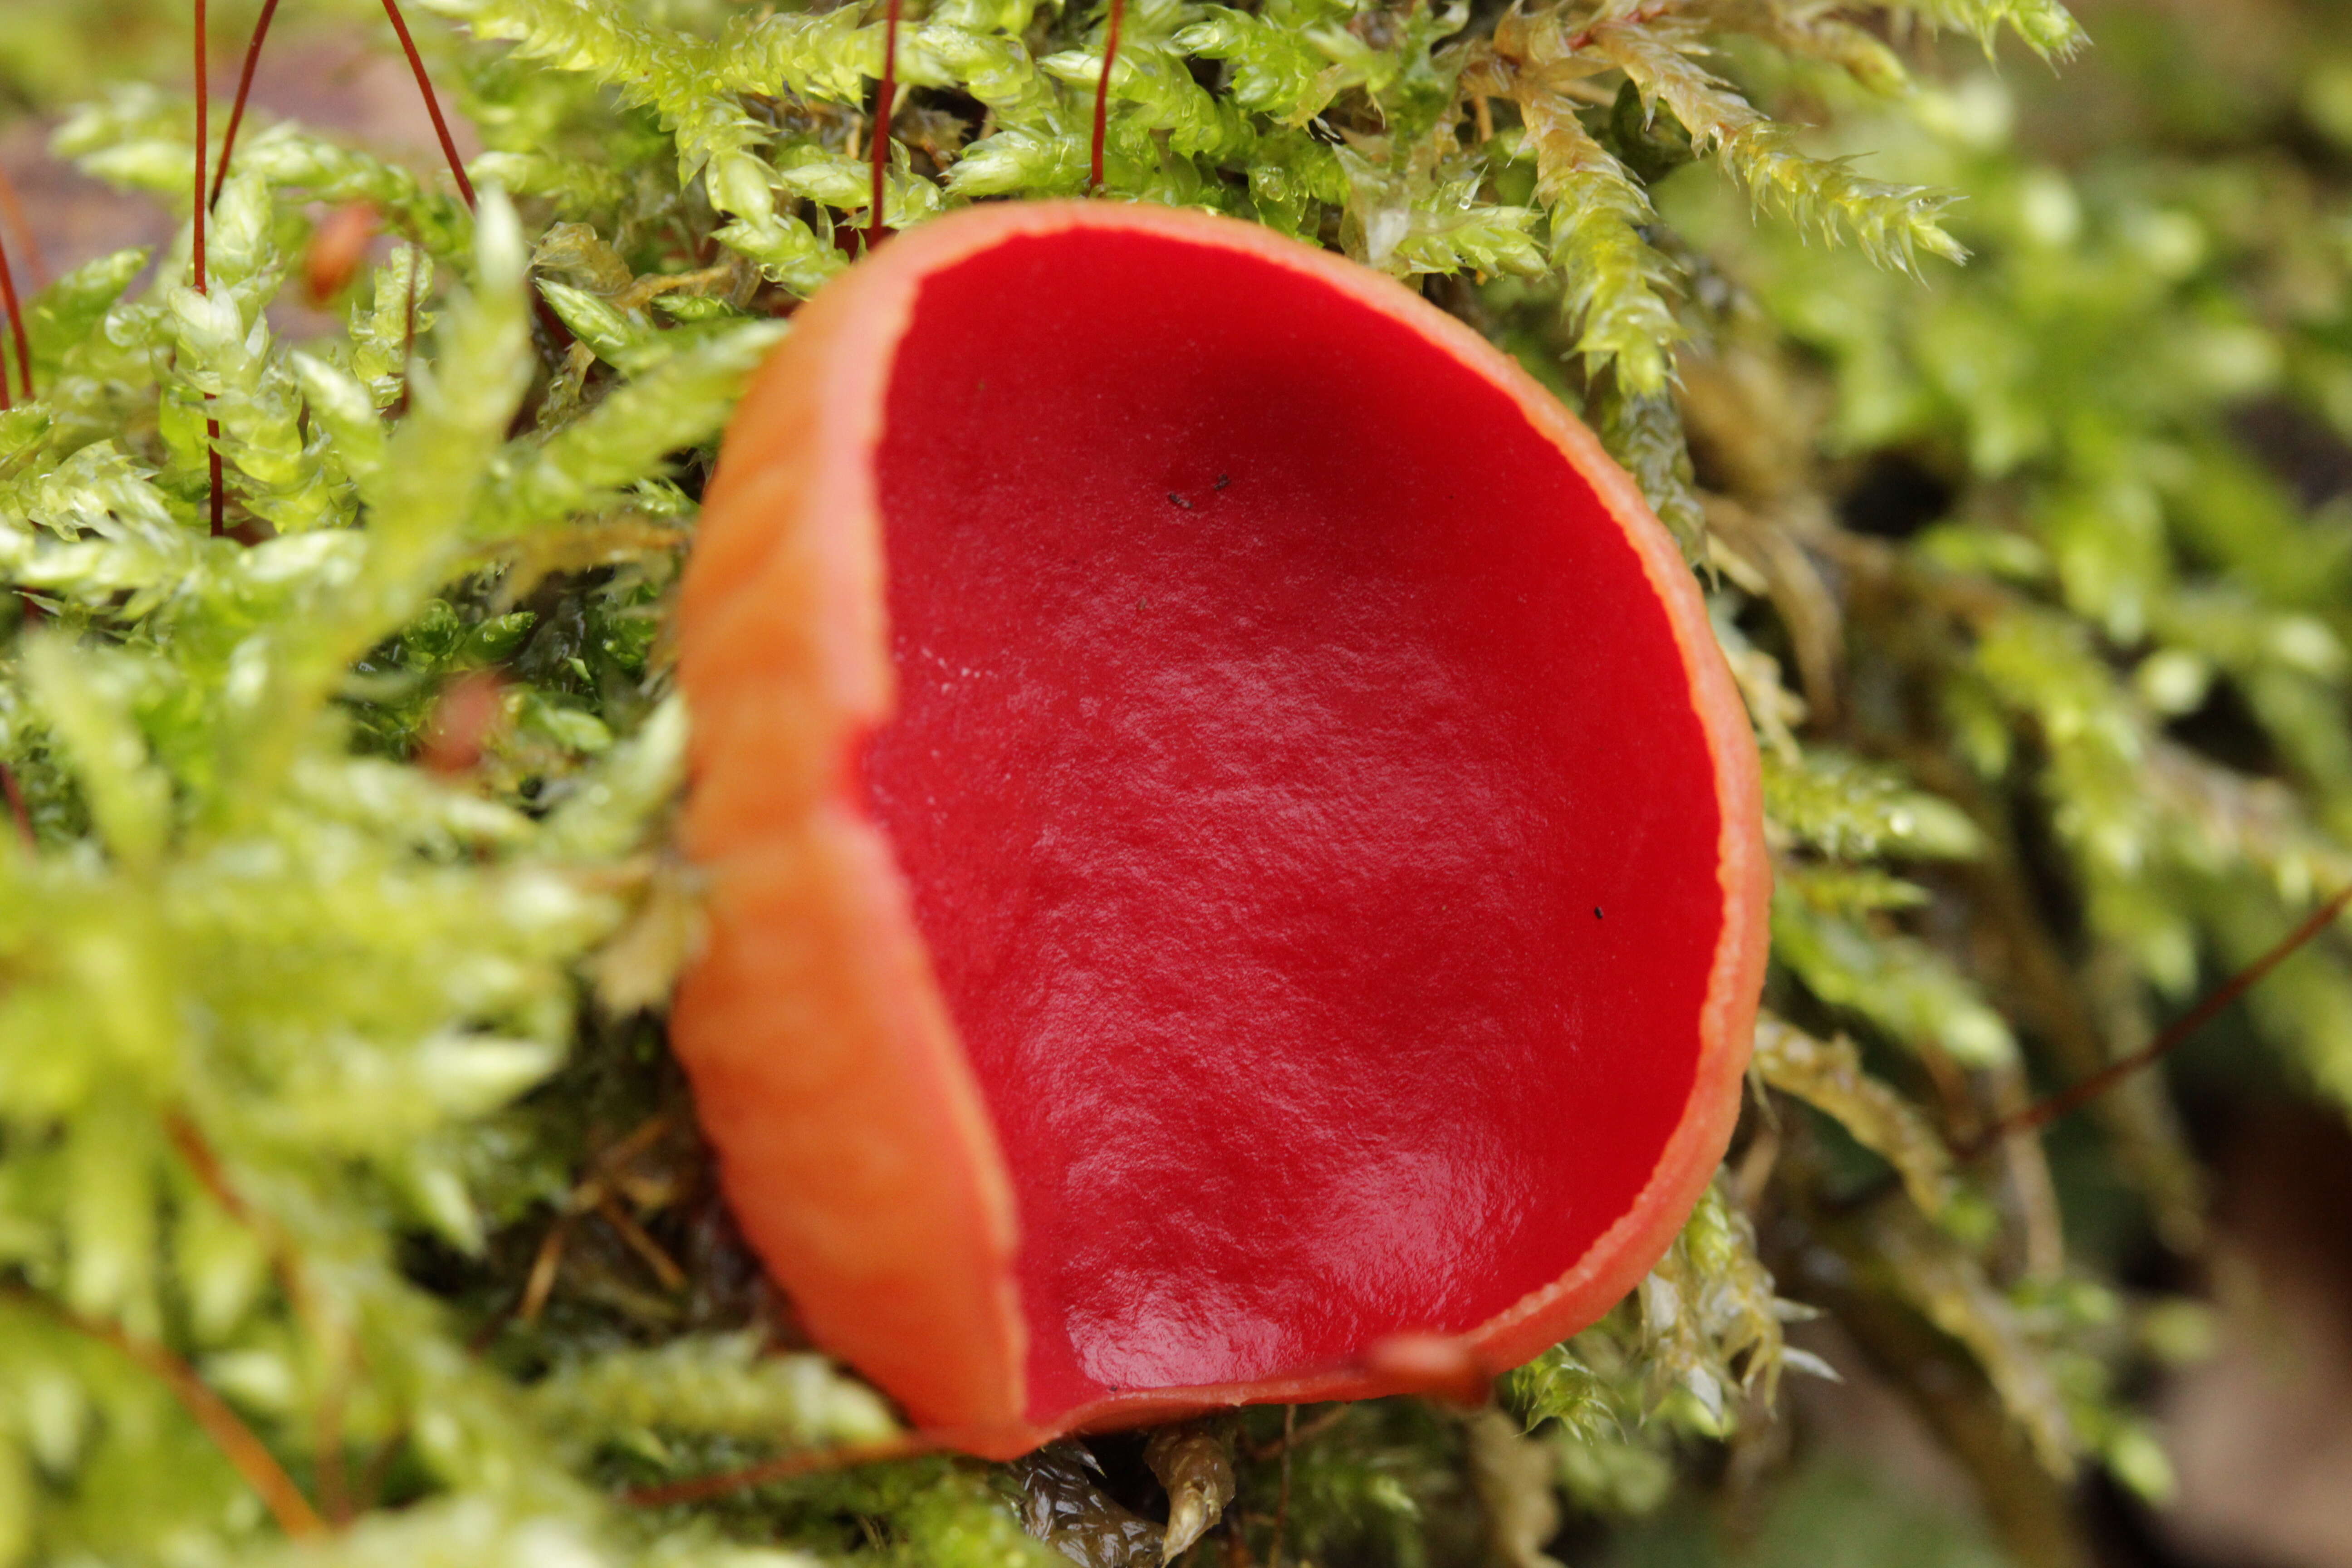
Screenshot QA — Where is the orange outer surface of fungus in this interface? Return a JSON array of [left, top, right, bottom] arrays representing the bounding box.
[[672, 200, 1770, 1460]]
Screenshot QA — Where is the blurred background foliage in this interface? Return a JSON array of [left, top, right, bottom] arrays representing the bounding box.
[[4, 0, 2352, 1565]]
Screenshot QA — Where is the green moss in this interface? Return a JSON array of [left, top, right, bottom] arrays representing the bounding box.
[[5, 0, 2352, 1564]]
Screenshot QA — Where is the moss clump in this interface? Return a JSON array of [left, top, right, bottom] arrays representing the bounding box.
[[2, 0, 2350, 1565]]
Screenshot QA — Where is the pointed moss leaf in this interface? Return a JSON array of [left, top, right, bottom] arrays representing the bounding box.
[[528, 1333, 897, 1451], [479, 324, 784, 536], [1472, 11, 1684, 394], [23, 638, 172, 868], [162, 284, 247, 375], [902, 23, 1056, 121], [769, 142, 866, 210], [1635, 1182, 1806, 1426], [197, 1348, 302, 1416], [290, 350, 390, 488], [1753, 1014, 1958, 1217], [1781, 864, 1934, 917], [170, 1186, 271, 1345], [419, 0, 843, 292], [1337, 145, 1545, 279], [541, 696, 686, 862], [64, 1095, 164, 1336], [1548, 169, 1684, 397], [1886, 0, 2087, 58], [1763, 749, 1983, 861], [252, 190, 534, 773], [470, 151, 630, 214], [1773, 887, 2019, 1067], [352, 247, 438, 413], [1590, 18, 1965, 273], [1588, 377, 1705, 560], [1866, 1206, 2078, 1475], [245, 1003, 577, 1148], [1176, 9, 1343, 123], [165, 244, 339, 534], [27, 248, 151, 372], [230, 122, 473, 258], [535, 279, 649, 369], [2102, 1421, 2176, 1505], [1723, 10, 1909, 95], [12, 1354, 92, 1476], [1509, 1342, 1629, 1445], [420, 1036, 567, 1119], [949, 127, 1089, 198], [289, 756, 536, 854], [392, 1142, 492, 1254]]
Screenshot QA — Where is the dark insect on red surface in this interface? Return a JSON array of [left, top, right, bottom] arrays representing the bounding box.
[[673, 201, 1769, 1457]]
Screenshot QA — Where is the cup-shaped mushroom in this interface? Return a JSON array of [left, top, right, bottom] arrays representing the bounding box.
[[674, 201, 1769, 1459]]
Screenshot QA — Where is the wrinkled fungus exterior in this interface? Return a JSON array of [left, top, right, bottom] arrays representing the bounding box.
[[673, 201, 1769, 1459]]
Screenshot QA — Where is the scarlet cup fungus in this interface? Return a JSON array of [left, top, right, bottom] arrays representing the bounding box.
[[672, 200, 1770, 1459]]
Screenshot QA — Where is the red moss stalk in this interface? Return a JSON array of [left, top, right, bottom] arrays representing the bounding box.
[[868, 0, 902, 253], [378, 0, 477, 209], [205, 435, 227, 538], [194, 0, 225, 538], [2, 1285, 326, 1538], [0, 762, 33, 847], [209, 0, 283, 210], [0, 164, 40, 408], [193, 0, 208, 312], [372, 0, 574, 348], [86, 1315, 327, 1538], [1090, 0, 1123, 193], [0, 163, 46, 289], [0, 226, 21, 410], [1960, 882, 2352, 1159]]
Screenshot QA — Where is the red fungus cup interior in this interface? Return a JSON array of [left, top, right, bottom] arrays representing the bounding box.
[[676, 202, 1767, 1455]]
